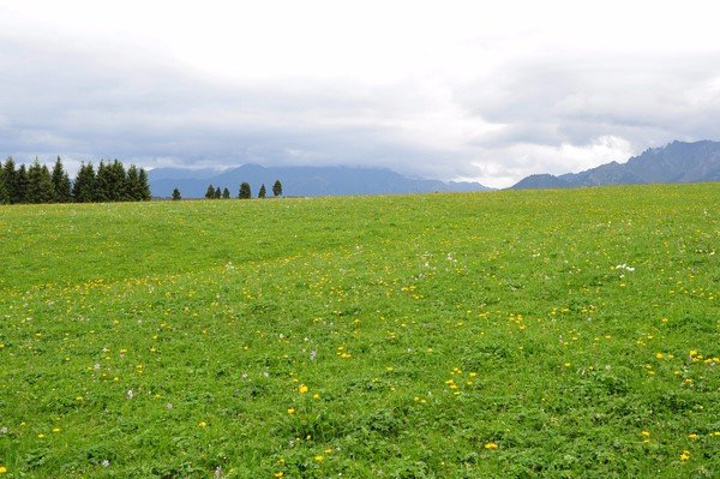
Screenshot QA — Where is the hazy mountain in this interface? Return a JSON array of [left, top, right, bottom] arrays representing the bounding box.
[[511, 140, 720, 190], [149, 164, 491, 198]]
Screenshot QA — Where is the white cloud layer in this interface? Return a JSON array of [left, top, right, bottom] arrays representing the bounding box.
[[2, 0, 720, 187]]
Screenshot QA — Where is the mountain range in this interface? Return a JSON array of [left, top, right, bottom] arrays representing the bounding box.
[[511, 140, 720, 189], [148, 164, 491, 198]]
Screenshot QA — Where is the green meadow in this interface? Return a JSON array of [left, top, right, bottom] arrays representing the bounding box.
[[0, 184, 718, 478]]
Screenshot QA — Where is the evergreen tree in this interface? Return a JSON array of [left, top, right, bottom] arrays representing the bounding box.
[[258, 184, 267, 198], [238, 182, 252, 199], [205, 184, 216, 199], [272, 179, 283, 197], [108, 160, 128, 201], [126, 165, 141, 201], [15, 164, 28, 204], [72, 162, 97, 203], [51, 156, 72, 203], [95, 160, 110, 202], [26, 159, 54, 203], [215, 186, 222, 199], [222, 187, 230, 199], [0, 158, 10, 204], [137, 168, 152, 201], [3, 158, 17, 203], [172, 188, 181, 200]]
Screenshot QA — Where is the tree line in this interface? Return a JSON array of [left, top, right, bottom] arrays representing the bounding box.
[[187, 179, 283, 200], [0, 156, 151, 204]]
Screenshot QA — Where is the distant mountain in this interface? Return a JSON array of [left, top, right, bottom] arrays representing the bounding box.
[[149, 164, 491, 198], [511, 140, 720, 190]]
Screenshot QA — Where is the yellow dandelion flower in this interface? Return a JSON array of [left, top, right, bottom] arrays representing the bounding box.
[[484, 442, 499, 450], [299, 384, 308, 394], [287, 407, 295, 415], [0, 465, 7, 474], [641, 430, 650, 438], [688, 433, 699, 440], [198, 421, 207, 428], [314, 455, 323, 462], [680, 450, 691, 461], [274, 473, 284, 478], [655, 352, 664, 360]]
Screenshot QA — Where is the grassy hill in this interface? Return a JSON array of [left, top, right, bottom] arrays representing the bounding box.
[[0, 184, 718, 478]]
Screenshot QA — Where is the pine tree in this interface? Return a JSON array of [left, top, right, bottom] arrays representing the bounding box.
[[172, 188, 181, 200], [258, 184, 267, 198], [137, 168, 152, 201], [215, 186, 221, 199], [0, 158, 10, 204], [273, 179, 283, 197], [26, 160, 54, 203], [3, 158, 17, 203], [205, 184, 216, 199], [15, 164, 28, 204], [51, 156, 72, 203], [238, 182, 252, 199], [95, 160, 110, 202], [109, 160, 128, 201], [126, 165, 141, 201], [222, 187, 230, 199], [72, 162, 97, 203]]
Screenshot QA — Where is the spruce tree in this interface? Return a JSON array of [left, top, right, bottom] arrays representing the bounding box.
[[238, 182, 252, 199], [215, 186, 222, 199], [0, 159, 9, 204], [51, 156, 72, 203], [272, 179, 283, 197], [205, 184, 216, 199], [222, 187, 230, 199], [2, 158, 17, 203], [72, 162, 97, 203], [172, 188, 181, 200], [126, 165, 141, 201], [258, 184, 266, 198], [27, 160, 54, 203], [137, 168, 152, 201], [15, 164, 28, 204]]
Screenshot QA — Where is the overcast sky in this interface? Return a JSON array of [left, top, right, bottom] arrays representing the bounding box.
[[2, 1, 720, 187]]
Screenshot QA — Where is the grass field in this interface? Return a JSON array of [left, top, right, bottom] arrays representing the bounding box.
[[0, 184, 718, 478]]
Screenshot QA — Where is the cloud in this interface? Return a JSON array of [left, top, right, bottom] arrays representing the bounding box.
[[3, 24, 720, 188]]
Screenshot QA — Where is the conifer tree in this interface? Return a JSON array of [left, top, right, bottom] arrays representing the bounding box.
[[238, 182, 252, 199], [222, 187, 230, 199], [51, 156, 72, 203], [26, 160, 54, 203], [2, 157, 15, 203], [172, 188, 181, 200], [126, 165, 141, 201], [0, 158, 10, 204], [15, 164, 28, 204], [258, 184, 266, 198], [272, 179, 283, 197], [205, 184, 216, 199], [72, 162, 97, 203], [137, 168, 152, 201], [215, 186, 222, 199]]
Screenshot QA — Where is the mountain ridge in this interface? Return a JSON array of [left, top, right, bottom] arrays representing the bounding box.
[[149, 164, 491, 198], [511, 140, 720, 189]]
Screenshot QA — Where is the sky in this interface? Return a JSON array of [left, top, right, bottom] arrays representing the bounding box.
[[2, 1, 720, 187]]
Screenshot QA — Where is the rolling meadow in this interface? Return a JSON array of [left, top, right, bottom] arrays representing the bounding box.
[[0, 184, 718, 478]]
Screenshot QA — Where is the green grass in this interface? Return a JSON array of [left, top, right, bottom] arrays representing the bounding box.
[[0, 184, 718, 478]]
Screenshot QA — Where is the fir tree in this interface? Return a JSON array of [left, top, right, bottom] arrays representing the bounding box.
[[137, 168, 152, 201], [272, 179, 283, 197], [126, 165, 141, 201], [15, 164, 28, 204], [172, 188, 182, 200], [238, 182, 252, 199], [222, 187, 230, 199], [258, 184, 267, 198], [0, 158, 10, 204], [26, 159, 54, 203], [205, 184, 216, 199], [72, 162, 97, 203], [51, 156, 72, 203], [215, 186, 222, 199]]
